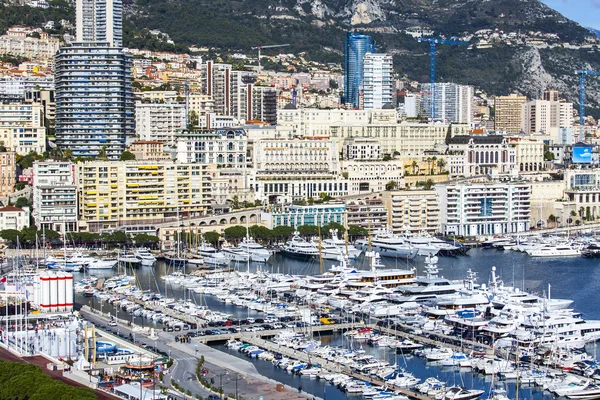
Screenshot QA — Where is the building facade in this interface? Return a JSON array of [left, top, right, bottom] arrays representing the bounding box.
[[344, 32, 375, 108], [446, 136, 516, 177], [176, 128, 248, 167], [420, 83, 473, 125], [0, 27, 60, 61], [0, 206, 30, 230], [201, 61, 231, 116], [494, 94, 527, 134], [262, 203, 345, 229], [382, 190, 440, 234], [76, 0, 123, 47], [346, 199, 389, 233], [342, 138, 382, 160], [436, 181, 531, 236], [362, 53, 393, 110], [0, 152, 16, 198], [135, 101, 186, 144], [564, 169, 600, 222], [0, 102, 46, 155], [127, 140, 170, 161], [77, 161, 214, 231], [520, 100, 573, 136], [33, 161, 78, 233], [55, 43, 134, 158]]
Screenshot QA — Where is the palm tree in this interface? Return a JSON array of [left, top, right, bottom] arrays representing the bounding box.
[[437, 158, 446, 174], [411, 160, 419, 175], [426, 157, 432, 175], [431, 156, 437, 174]]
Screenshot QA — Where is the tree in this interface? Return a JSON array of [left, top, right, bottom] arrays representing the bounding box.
[[382, 154, 392, 161], [385, 180, 398, 191], [15, 197, 31, 208], [14, 182, 28, 191], [571, 210, 578, 217], [249, 225, 272, 241], [231, 195, 240, 209], [544, 151, 555, 161], [547, 214, 557, 227], [423, 179, 435, 190], [297, 225, 318, 237], [97, 145, 108, 160], [0, 229, 20, 246], [411, 160, 419, 174], [223, 225, 247, 241], [189, 110, 199, 127], [120, 150, 136, 161], [202, 231, 220, 246], [348, 225, 368, 238], [437, 158, 447, 173], [272, 225, 294, 240], [322, 222, 345, 238], [133, 233, 160, 248]]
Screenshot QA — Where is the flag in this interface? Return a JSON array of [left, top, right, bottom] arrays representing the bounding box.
[[0, 277, 6, 283]]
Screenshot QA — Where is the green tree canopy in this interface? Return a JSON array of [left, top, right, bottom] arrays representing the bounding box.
[[348, 225, 368, 238], [297, 225, 318, 237], [202, 231, 220, 246], [271, 225, 294, 239], [223, 225, 247, 240], [15, 197, 31, 208], [133, 233, 160, 248], [120, 150, 136, 161]]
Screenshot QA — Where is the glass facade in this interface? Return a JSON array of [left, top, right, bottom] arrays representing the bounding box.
[[55, 43, 134, 159], [343, 32, 375, 108]]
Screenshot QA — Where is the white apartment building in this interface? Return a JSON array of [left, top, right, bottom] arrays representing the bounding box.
[[520, 100, 573, 137], [507, 136, 545, 172], [201, 61, 231, 116], [421, 83, 474, 125], [33, 161, 78, 233], [76, 0, 123, 47], [0, 102, 46, 155], [176, 128, 248, 167], [252, 138, 348, 203], [436, 181, 531, 236], [382, 190, 440, 233], [330, 122, 469, 157], [341, 160, 404, 193], [0, 77, 54, 96], [0, 206, 30, 230], [0, 27, 60, 61], [403, 94, 420, 118], [342, 138, 382, 160], [276, 108, 398, 138], [362, 53, 393, 110], [446, 135, 516, 177], [564, 169, 600, 221], [188, 94, 215, 119], [135, 101, 186, 145]]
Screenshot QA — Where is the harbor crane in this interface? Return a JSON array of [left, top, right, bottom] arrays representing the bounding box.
[[576, 70, 600, 135], [418, 37, 469, 119], [251, 44, 290, 72]]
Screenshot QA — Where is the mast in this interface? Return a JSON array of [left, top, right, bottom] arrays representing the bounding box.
[[318, 226, 323, 275], [344, 211, 349, 257]]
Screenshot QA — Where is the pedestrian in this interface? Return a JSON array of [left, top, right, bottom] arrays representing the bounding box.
[[298, 385, 302, 393]]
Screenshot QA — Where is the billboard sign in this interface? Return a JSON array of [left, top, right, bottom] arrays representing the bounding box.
[[573, 146, 592, 164]]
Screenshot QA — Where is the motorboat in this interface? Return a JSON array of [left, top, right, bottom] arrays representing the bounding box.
[[439, 386, 485, 400], [237, 237, 271, 262], [355, 229, 419, 260], [527, 244, 581, 257], [87, 258, 118, 270], [197, 243, 230, 266], [118, 252, 141, 264], [134, 248, 156, 266], [402, 230, 468, 256], [222, 246, 251, 263], [319, 230, 361, 260], [280, 233, 319, 260]]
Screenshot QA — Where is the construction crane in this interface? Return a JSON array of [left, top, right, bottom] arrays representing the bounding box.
[[418, 37, 469, 119], [576, 70, 600, 134], [251, 44, 290, 72]]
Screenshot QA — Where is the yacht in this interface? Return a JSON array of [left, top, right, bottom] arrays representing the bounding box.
[[319, 230, 361, 260], [222, 246, 250, 262], [237, 237, 271, 262], [134, 248, 156, 266], [280, 233, 319, 260], [355, 229, 419, 260], [527, 243, 581, 257], [402, 230, 468, 256], [118, 252, 141, 264], [87, 258, 118, 270], [197, 244, 230, 266]]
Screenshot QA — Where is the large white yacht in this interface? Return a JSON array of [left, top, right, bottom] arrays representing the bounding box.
[[238, 237, 271, 262], [134, 248, 156, 266], [280, 233, 319, 260], [318, 230, 361, 260], [527, 243, 581, 257], [355, 229, 419, 260], [197, 244, 230, 266], [402, 230, 467, 256]]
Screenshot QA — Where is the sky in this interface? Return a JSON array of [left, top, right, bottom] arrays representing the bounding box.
[[541, 0, 600, 29]]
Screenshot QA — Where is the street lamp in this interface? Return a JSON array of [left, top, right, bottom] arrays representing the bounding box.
[[217, 372, 228, 400], [232, 373, 241, 400]]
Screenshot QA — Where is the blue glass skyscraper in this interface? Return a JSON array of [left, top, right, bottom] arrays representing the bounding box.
[[344, 32, 375, 108]]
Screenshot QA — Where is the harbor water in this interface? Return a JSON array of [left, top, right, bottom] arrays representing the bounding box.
[[75, 248, 600, 399]]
